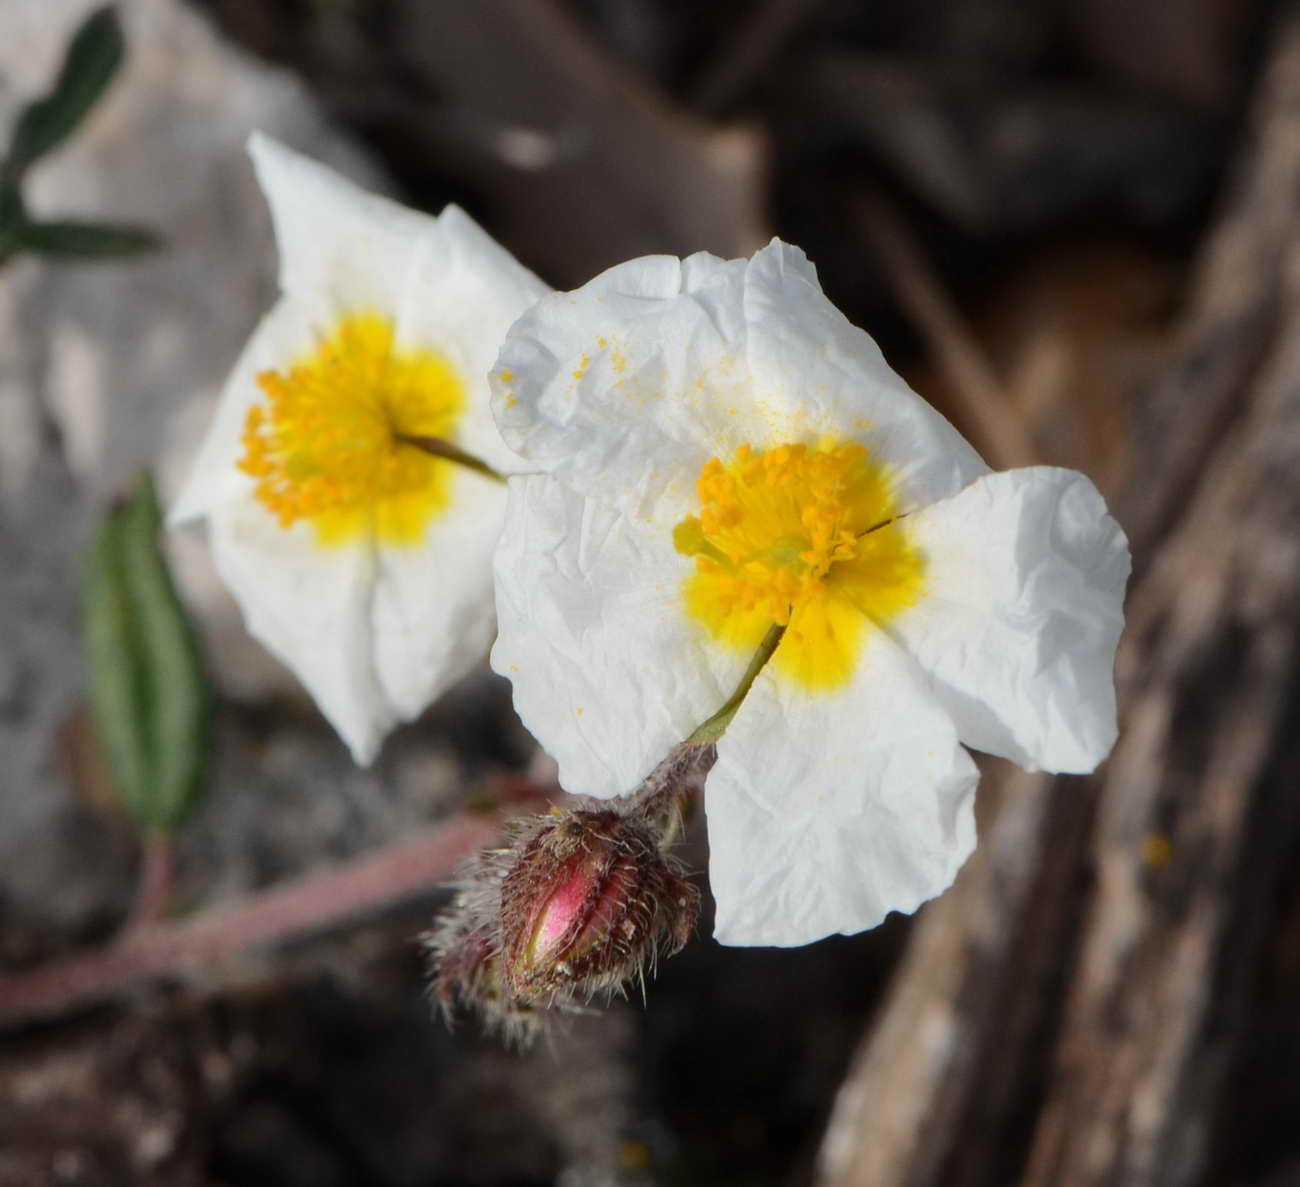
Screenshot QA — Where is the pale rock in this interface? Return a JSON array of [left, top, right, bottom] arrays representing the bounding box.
[[0, 0, 502, 947]]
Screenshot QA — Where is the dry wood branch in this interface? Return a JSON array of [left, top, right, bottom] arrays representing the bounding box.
[[854, 193, 1040, 471], [1118, 5, 1300, 562], [388, 0, 769, 285], [817, 765, 1057, 1185], [1020, 275, 1300, 1187], [816, 8, 1300, 1186], [692, 0, 826, 115]]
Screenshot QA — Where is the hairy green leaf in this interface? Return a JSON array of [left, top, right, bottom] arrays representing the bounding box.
[[83, 473, 211, 834]]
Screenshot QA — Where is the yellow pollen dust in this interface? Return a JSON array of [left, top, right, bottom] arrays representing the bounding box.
[[673, 441, 924, 690], [237, 313, 465, 547]]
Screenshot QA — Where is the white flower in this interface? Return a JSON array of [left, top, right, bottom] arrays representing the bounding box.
[[170, 133, 548, 765], [489, 241, 1130, 947]]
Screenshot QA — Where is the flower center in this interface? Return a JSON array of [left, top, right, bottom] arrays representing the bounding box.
[[237, 312, 465, 547], [673, 441, 924, 689]]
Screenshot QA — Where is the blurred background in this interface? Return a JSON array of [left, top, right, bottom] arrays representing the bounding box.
[[2, 0, 1299, 1184]]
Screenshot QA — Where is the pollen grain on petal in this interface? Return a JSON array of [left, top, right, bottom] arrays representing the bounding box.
[[673, 439, 924, 689], [236, 312, 466, 546]]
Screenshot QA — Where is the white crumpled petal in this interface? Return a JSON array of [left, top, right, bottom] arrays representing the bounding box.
[[493, 252, 748, 522], [886, 467, 1130, 773], [210, 468, 508, 766], [209, 502, 393, 764], [491, 474, 749, 796], [708, 629, 979, 946], [488, 238, 1128, 949], [173, 133, 548, 764], [370, 468, 506, 720], [740, 241, 988, 510], [492, 240, 985, 521]]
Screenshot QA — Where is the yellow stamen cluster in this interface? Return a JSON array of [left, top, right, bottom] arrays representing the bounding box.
[[673, 440, 924, 689], [237, 313, 465, 546]]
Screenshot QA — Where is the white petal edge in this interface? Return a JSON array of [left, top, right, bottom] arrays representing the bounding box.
[[248, 131, 438, 317], [490, 474, 752, 797], [208, 500, 394, 765], [708, 628, 979, 947], [369, 467, 508, 718], [491, 239, 988, 522], [883, 466, 1130, 773], [394, 205, 549, 477]]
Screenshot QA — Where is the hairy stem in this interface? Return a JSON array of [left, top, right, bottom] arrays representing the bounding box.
[[627, 740, 718, 846]]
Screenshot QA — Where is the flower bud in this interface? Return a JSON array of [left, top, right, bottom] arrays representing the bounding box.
[[426, 746, 711, 1045], [500, 807, 699, 1007], [427, 915, 551, 1046]]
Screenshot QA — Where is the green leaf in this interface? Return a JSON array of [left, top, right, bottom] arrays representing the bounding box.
[[84, 503, 152, 823], [0, 184, 25, 266], [83, 473, 211, 834], [3, 6, 125, 183], [18, 219, 162, 259]]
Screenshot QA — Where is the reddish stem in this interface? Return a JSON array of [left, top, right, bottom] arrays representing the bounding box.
[[0, 808, 518, 1029], [129, 833, 175, 927]]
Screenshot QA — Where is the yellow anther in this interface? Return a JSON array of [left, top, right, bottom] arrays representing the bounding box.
[[236, 312, 466, 547], [673, 439, 924, 690]]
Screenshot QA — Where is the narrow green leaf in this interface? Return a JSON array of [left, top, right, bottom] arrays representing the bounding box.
[[19, 219, 162, 259], [84, 495, 152, 823], [83, 473, 211, 834], [3, 6, 125, 183], [120, 475, 211, 831], [0, 185, 25, 266]]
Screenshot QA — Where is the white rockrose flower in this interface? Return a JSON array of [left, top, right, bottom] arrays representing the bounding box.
[[171, 133, 548, 765], [489, 241, 1130, 947]]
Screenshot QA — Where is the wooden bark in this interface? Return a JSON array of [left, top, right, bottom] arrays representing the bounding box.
[[384, 0, 770, 285], [815, 7, 1300, 1186]]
